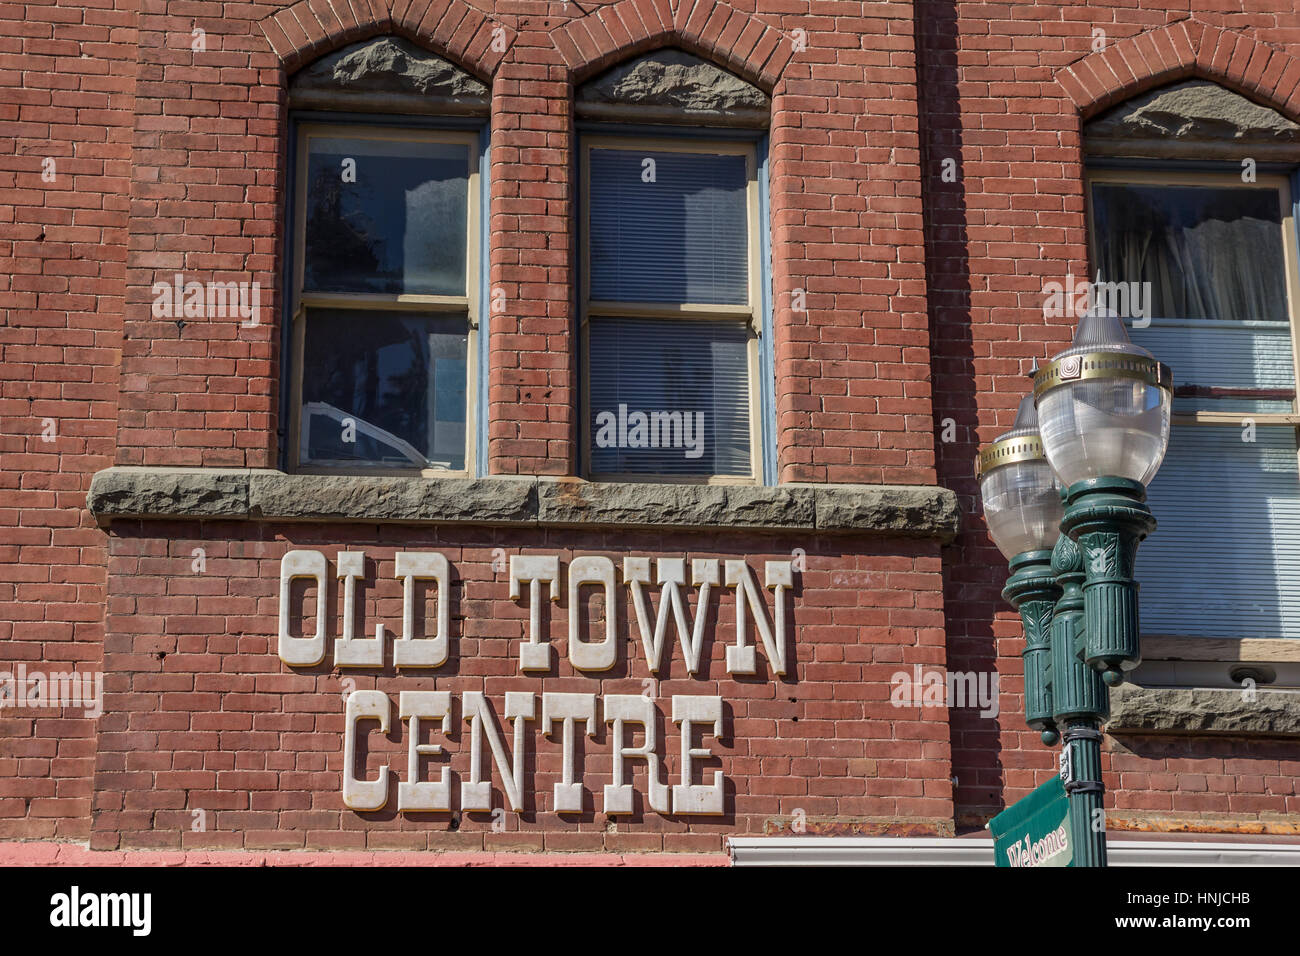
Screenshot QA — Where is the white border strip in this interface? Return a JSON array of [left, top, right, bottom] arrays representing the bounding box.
[[728, 836, 1300, 866]]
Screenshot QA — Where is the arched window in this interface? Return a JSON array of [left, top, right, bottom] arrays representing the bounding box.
[[575, 51, 774, 483], [284, 37, 489, 475], [1083, 80, 1300, 644]]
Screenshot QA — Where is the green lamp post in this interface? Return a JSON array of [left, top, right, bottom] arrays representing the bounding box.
[[979, 309, 1173, 867]]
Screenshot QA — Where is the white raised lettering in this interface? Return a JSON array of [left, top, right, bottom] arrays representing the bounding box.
[[393, 552, 449, 668], [724, 560, 792, 675], [569, 556, 617, 671], [278, 550, 328, 666], [397, 691, 452, 812], [461, 691, 535, 812], [604, 694, 669, 814], [510, 555, 559, 671], [671, 695, 724, 814], [541, 692, 597, 812], [624, 557, 716, 675], [343, 690, 389, 811], [335, 551, 383, 667]]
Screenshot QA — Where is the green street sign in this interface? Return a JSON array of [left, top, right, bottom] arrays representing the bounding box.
[[989, 776, 1073, 868]]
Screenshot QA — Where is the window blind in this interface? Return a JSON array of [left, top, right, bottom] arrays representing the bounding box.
[[588, 316, 751, 476], [1131, 322, 1295, 414], [588, 148, 748, 305], [1138, 423, 1300, 640]]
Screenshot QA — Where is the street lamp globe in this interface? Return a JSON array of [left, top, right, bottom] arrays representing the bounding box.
[[1034, 308, 1173, 686], [979, 391, 1063, 748], [1033, 309, 1172, 488], [977, 392, 1063, 561]]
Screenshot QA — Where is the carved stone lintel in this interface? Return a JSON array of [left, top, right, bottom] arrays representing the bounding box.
[[289, 37, 490, 116], [576, 49, 770, 127], [1085, 79, 1300, 147]]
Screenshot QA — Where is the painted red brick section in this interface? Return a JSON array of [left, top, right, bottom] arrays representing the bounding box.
[[0, 0, 137, 840], [0, 841, 728, 866], [90, 526, 951, 850]]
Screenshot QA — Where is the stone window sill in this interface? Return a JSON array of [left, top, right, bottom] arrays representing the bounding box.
[[1107, 685, 1300, 737], [85, 467, 961, 540]]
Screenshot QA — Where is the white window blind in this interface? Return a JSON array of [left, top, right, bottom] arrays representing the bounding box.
[[1132, 323, 1295, 415], [1088, 175, 1300, 641], [585, 142, 757, 480], [1136, 423, 1300, 639], [588, 316, 751, 476], [588, 148, 748, 304]]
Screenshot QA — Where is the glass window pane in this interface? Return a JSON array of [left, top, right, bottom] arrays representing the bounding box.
[[588, 316, 751, 476], [1090, 183, 1286, 322], [303, 136, 469, 296], [1138, 423, 1300, 639], [301, 308, 467, 470], [589, 148, 749, 305], [1093, 182, 1296, 415]]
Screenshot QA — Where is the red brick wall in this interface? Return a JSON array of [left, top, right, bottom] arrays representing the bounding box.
[[111, 0, 935, 484], [91, 524, 951, 850], [0, 0, 137, 840], [118, 0, 281, 469], [6, 0, 1300, 848]]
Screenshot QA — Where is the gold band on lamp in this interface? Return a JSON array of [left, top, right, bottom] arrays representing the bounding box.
[[976, 433, 1047, 478], [1032, 351, 1173, 401]]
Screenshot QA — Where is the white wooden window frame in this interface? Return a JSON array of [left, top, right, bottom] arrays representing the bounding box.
[[288, 123, 481, 477], [580, 135, 764, 485]]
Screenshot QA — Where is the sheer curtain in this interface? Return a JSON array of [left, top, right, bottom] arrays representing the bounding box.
[[1090, 183, 1287, 322]]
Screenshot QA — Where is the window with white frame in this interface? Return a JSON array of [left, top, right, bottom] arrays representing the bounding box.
[[289, 124, 480, 474], [1086, 169, 1300, 641], [581, 137, 763, 482]]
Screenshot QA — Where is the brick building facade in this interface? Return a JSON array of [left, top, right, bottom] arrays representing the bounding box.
[[2, 0, 1299, 860]]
